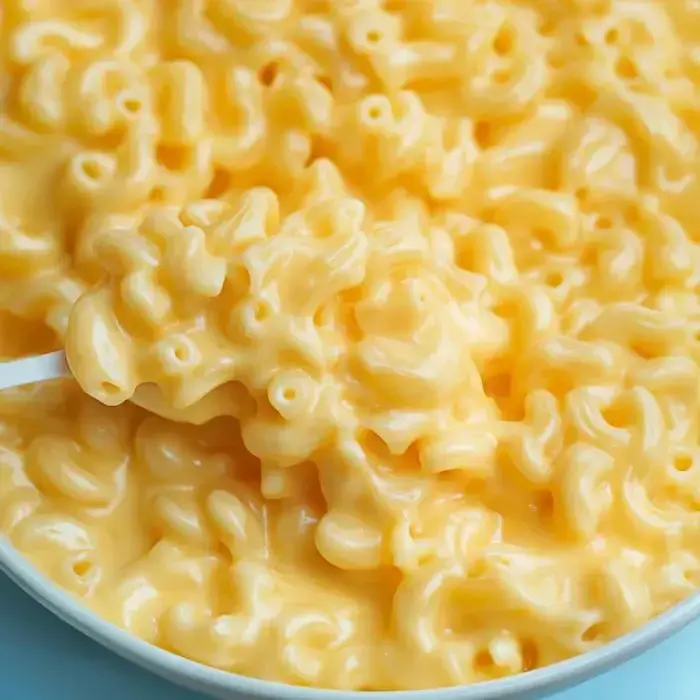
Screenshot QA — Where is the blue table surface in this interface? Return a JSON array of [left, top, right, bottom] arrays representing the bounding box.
[[1, 573, 697, 700]]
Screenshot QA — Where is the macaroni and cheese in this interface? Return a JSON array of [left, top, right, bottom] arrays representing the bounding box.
[[2, 0, 700, 690]]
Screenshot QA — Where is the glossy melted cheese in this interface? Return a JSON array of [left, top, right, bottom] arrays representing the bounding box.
[[3, 0, 700, 691]]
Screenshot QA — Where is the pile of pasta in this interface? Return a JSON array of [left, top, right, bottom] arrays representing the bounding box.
[[3, 0, 700, 690]]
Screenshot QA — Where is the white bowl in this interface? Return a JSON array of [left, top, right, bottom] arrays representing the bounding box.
[[2, 536, 699, 700]]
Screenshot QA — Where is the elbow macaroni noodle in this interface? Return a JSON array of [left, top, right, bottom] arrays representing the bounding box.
[[2, 0, 700, 690]]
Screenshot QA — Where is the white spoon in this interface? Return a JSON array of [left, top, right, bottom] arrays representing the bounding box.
[[0, 350, 240, 424], [0, 350, 68, 391]]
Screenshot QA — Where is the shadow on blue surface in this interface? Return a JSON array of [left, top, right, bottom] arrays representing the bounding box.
[[1, 573, 696, 700]]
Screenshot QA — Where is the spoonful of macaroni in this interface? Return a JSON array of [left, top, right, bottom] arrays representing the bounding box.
[[0, 188, 367, 427]]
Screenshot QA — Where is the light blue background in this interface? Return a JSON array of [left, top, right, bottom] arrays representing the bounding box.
[[1, 573, 697, 700]]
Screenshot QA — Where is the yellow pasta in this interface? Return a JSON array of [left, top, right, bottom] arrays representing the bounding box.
[[3, 0, 700, 692]]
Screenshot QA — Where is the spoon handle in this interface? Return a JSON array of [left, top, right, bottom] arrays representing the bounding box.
[[0, 351, 70, 391]]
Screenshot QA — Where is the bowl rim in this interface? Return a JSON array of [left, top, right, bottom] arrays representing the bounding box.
[[2, 536, 700, 700]]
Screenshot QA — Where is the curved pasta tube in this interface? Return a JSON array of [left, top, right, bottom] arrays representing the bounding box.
[[419, 428, 498, 478], [597, 559, 653, 636], [214, 0, 295, 42], [66, 287, 137, 406], [652, 551, 700, 609], [341, 91, 433, 182], [581, 303, 690, 357], [516, 337, 626, 396], [290, 159, 352, 209], [156, 61, 208, 146], [277, 604, 364, 685], [454, 223, 518, 285], [558, 116, 637, 198], [594, 91, 696, 180], [642, 208, 700, 287], [593, 227, 644, 298], [564, 386, 630, 450], [390, 504, 500, 573], [207, 488, 268, 560], [0, 444, 42, 533], [0, 213, 61, 276], [18, 54, 70, 131], [490, 188, 580, 251], [270, 70, 333, 134], [174, 0, 230, 57], [558, 443, 615, 540], [502, 390, 562, 484], [135, 417, 231, 483], [316, 509, 384, 570], [27, 434, 119, 507], [423, 117, 480, 200], [106, 540, 224, 642], [479, 100, 576, 189], [2, 272, 87, 337], [161, 598, 269, 669], [11, 513, 109, 596], [11, 20, 104, 64], [111, 0, 151, 55], [209, 188, 279, 254], [393, 562, 465, 654], [76, 59, 147, 135], [620, 474, 698, 542], [242, 371, 335, 467], [457, 4, 548, 117], [213, 66, 267, 170]]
